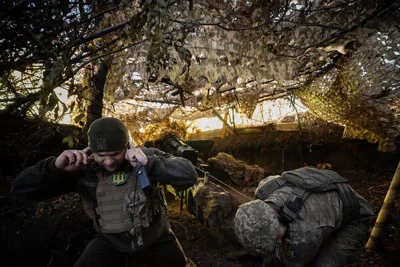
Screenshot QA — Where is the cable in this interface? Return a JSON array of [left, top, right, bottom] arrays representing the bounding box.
[[194, 166, 253, 201]]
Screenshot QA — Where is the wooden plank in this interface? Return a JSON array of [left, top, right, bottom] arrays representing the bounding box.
[[275, 122, 299, 131], [188, 123, 300, 140]]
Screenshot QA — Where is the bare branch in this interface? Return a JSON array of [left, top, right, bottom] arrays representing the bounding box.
[[73, 37, 151, 75], [70, 37, 121, 63], [71, 20, 130, 47], [132, 98, 180, 105], [289, 0, 360, 13], [78, 7, 118, 25], [279, 19, 346, 31]]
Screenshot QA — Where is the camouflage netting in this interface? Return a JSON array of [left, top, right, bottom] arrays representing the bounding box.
[[297, 112, 345, 136], [295, 21, 400, 152], [117, 115, 189, 145], [207, 152, 265, 187], [5, 1, 397, 152], [99, 0, 400, 152]]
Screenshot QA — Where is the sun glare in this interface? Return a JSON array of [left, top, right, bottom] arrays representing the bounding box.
[[187, 117, 223, 133], [187, 98, 307, 133], [53, 87, 77, 124]]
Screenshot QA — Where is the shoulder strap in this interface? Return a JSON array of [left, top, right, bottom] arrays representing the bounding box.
[[255, 178, 287, 200], [256, 177, 313, 225], [256, 170, 360, 226], [335, 183, 360, 225], [279, 187, 311, 224]]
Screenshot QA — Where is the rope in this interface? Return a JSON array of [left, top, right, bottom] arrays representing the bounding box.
[[194, 166, 253, 201]]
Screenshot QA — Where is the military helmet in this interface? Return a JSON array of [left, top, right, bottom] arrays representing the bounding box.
[[234, 199, 279, 255]]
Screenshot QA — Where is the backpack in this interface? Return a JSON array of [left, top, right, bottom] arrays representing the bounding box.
[[255, 167, 359, 225]]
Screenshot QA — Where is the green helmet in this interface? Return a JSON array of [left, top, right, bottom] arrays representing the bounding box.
[[234, 199, 279, 255]]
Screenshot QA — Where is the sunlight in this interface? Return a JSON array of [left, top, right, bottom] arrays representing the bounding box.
[[187, 117, 223, 133], [53, 87, 77, 124], [187, 98, 307, 133]]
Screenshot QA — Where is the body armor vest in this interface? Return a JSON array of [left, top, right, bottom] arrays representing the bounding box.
[[95, 169, 136, 233], [95, 166, 167, 248]]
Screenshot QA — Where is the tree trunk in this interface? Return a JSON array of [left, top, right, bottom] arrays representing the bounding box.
[[366, 161, 400, 249], [85, 62, 108, 131]]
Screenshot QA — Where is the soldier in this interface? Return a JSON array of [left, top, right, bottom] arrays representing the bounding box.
[[233, 168, 376, 267], [11, 117, 198, 267]]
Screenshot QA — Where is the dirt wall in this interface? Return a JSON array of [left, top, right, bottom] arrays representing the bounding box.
[[209, 131, 399, 175]]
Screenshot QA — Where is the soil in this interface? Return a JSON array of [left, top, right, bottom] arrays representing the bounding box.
[[1, 117, 399, 267], [172, 169, 400, 267], [1, 169, 399, 267]]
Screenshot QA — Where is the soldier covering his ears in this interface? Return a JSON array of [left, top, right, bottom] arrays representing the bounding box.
[[11, 117, 198, 267]]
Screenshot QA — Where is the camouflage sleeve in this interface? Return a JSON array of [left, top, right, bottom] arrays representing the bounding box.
[[310, 218, 373, 266], [279, 227, 333, 267]]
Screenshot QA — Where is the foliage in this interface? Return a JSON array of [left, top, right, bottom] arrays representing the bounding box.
[[1, 0, 132, 119], [62, 134, 80, 149], [118, 110, 189, 145], [1, 0, 399, 151]]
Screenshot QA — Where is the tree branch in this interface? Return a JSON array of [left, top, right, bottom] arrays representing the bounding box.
[[132, 98, 180, 105], [70, 37, 121, 63], [289, 0, 360, 13], [279, 19, 346, 31], [78, 7, 118, 25], [73, 37, 151, 75], [0, 92, 40, 116], [71, 20, 130, 47]]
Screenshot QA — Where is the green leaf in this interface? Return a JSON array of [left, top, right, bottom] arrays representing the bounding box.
[[74, 113, 85, 124], [62, 135, 75, 148]]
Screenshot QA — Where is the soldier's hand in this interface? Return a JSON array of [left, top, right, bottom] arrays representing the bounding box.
[[55, 147, 93, 172], [125, 145, 148, 166]]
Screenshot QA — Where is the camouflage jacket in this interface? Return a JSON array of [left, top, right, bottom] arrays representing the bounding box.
[[264, 177, 375, 267]]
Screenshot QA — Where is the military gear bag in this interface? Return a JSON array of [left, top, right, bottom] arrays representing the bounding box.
[[255, 167, 359, 225]]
